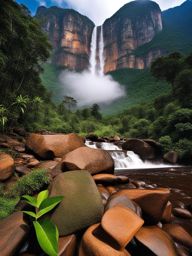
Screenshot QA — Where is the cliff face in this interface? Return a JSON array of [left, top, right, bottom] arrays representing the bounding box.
[[36, 6, 94, 71], [103, 1, 163, 73]]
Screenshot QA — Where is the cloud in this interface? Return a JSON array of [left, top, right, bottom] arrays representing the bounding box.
[[47, 0, 185, 25], [59, 71, 125, 106]]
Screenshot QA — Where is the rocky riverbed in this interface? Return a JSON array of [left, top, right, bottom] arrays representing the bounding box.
[[0, 132, 191, 256]]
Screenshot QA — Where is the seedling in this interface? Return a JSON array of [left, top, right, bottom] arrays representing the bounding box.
[[22, 190, 63, 256]]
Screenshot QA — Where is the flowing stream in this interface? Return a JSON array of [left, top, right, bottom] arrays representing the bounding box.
[[85, 140, 173, 170]]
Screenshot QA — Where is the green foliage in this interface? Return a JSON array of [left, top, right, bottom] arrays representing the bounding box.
[[159, 136, 173, 153], [175, 139, 192, 164], [23, 190, 63, 256], [12, 169, 50, 196], [174, 69, 192, 107], [0, 196, 19, 219]]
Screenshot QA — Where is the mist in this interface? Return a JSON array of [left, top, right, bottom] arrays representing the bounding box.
[[59, 70, 125, 107]]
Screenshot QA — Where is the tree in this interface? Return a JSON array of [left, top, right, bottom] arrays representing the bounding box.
[[0, 0, 51, 106], [91, 104, 102, 120], [62, 96, 77, 111], [174, 69, 192, 107], [151, 52, 182, 88]]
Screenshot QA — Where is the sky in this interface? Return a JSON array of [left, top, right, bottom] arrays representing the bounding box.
[[16, 0, 186, 25]]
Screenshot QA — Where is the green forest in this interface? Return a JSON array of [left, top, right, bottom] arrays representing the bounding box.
[[0, 0, 192, 164]]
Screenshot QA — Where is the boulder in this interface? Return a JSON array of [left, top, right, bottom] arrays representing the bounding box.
[[0, 212, 29, 256], [122, 139, 155, 160], [161, 201, 173, 223], [62, 147, 114, 175], [116, 188, 170, 224], [26, 133, 84, 159], [173, 208, 192, 219], [135, 226, 177, 256], [59, 234, 77, 256], [93, 174, 129, 185], [163, 224, 192, 249], [50, 171, 104, 236], [164, 151, 179, 164], [79, 224, 131, 256], [105, 194, 142, 217], [101, 206, 144, 249], [144, 139, 163, 157], [0, 152, 14, 181]]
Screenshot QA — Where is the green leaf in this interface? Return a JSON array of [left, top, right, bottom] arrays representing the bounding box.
[[37, 190, 49, 208], [33, 220, 58, 256], [23, 211, 37, 219], [37, 196, 63, 219], [22, 195, 37, 207]]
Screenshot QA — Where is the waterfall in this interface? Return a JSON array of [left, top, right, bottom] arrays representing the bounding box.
[[85, 140, 173, 170], [89, 26, 97, 75], [89, 26, 105, 75], [99, 26, 105, 75]]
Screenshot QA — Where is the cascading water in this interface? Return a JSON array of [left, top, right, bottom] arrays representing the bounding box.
[[99, 26, 105, 75], [85, 140, 173, 170], [89, 26, 97, 75], [89, 26, 105, 75]]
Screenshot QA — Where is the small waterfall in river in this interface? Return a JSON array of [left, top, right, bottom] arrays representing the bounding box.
[[85, 140, 173, 170], [89, 26, 105, 75]]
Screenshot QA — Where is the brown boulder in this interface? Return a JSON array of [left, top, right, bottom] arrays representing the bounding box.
[[0, 152, 14, 181], [161, 201, 173, 223], [79, 224, 131, 256], [26, 133, 84, 159], [173, 208, 192, 219], [62, 147, 114, 175], [93, 174, 129, 185], [163, 224, 192, 249], [101, 206, 144, 248], [105, 194, 142, 217], [135, 226, 177, 256], [0, 212, 29, 256], [59, 234, 77, 256], [164, 151, 179, 164], [122, 139, 155, 160], [116, 188, 170, 224]]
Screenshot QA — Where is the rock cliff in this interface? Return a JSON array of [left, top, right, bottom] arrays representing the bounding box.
[[37, 1, 163, 72], [103, 0, 163, 73], [36, 6, 94, 71]]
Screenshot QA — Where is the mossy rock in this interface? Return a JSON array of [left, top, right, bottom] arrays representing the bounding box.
[[50, 171, 104, 236]]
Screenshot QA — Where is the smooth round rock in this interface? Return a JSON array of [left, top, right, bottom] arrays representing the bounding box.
[[79, 224, 131, 256], [101, 206, 144, 249], [50, 171, 104, 236], [115, 188, 170, 224], [26, 133, 84, 159], [0, 152, 14, 181], [105, 194, 142, 217], [135, 226, 177, 256], [163, 224, 192, 249], [173, 208, 192, 219], [161, 201, 173, 223], [0, 212, 29, 256], [62, 147, 114, 175], [59, 234, 77, 256], [93, 174, 129, 185]]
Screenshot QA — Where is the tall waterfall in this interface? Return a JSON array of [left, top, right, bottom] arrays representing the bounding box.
[[89, 26, 97, 75], [89, 26, 105, 75], [99, 26, 105, 75]]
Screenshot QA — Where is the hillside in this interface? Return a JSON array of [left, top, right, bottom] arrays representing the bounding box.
[[135, 0, 192, 56]]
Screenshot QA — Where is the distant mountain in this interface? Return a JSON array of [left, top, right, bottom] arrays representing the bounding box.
[[135, 0, 192, 57]]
